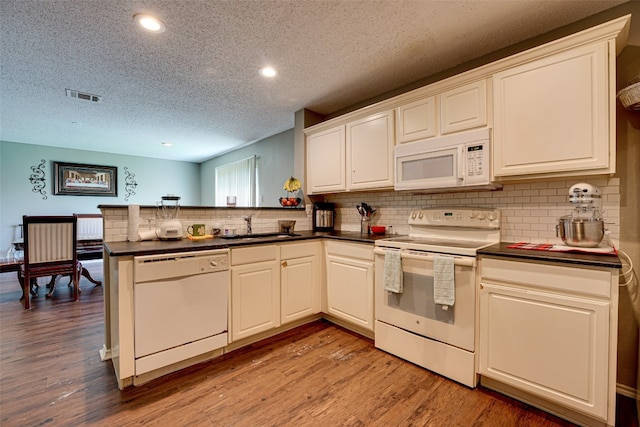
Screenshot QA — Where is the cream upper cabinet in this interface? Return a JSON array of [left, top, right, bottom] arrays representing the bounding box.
[[479, 257, 618, 425], [306, 125, 346, 194], [440, 79, 488, 135], [346, 110, 395, 190], [492, 41, 612, 179], [395, 80, 487, 144], [280, 241, 322, 324], [306, 17, 628, 185], [396, 96, 437, 143], [306, 110, 394, 194]]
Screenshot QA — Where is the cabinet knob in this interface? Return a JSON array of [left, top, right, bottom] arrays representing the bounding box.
[[281, 261, 288, 267]]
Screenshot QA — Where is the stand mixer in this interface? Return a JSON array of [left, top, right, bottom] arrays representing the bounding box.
[[556, 183, 605, 248], [156, 195, 184, 240]]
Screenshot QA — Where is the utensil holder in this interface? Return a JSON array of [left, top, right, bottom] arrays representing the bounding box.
[[361, 217, 371, 235]]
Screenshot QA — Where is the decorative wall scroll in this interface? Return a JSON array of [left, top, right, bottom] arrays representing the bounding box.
[[53, 161, 117, 196], [29, 159, 47, 199], [124, 167, 138, 201]]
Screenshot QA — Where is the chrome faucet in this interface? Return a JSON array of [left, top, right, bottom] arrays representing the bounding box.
[[243, 215, 253, 235]]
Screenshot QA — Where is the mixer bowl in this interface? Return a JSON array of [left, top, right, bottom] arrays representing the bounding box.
[[556, 216, 604, 248]]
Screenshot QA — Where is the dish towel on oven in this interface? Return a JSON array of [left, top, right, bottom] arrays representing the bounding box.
[[383, 249, 403, 293], [434, 255, 455, 306]]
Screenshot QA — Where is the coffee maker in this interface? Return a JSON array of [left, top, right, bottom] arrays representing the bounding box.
[[313, 202, 335, 231]]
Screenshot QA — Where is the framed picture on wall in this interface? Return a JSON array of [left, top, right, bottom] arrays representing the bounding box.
[[53, 161, 117, 196]]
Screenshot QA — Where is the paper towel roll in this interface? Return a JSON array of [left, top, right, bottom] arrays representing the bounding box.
[[138, 229, 157, 241], [128, 204, 140, 242]]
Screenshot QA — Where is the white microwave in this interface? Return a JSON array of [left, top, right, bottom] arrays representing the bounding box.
[[394, 128, 492, 191]]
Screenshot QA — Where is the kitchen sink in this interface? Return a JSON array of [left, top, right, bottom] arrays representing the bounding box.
[[220, 232, 301, 240]]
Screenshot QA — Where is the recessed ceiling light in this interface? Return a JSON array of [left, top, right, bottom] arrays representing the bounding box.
[[161, 142, 173, 147], [134, 14, 166, 33], [260, 66, 277, 78]]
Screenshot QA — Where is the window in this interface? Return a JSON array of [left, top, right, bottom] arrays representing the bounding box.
[[215, 156, 257, 207]]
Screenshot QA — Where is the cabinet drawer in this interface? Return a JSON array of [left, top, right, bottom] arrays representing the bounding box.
[[480, 258, 612, 298], [231, 245, 278, 266], [325, 241, 373, 261], [280, 241, 320, 259]]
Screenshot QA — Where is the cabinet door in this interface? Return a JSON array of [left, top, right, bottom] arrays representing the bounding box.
[[440, 79, 487, 134], [231, 260, 280, 341], [306, 126, 346, 194], [479, 281, 609, 420], [396, 96, 437, 143], [326, 254, 374, 330], [492, 41, 610, 178], [346, 111, 395, 190], [281, 254, 321, 324]]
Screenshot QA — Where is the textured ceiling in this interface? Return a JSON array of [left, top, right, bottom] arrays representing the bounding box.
[[0, 0, 631, 163]]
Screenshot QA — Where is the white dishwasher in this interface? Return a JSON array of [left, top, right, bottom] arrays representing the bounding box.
[[133, 249, 229, 375]]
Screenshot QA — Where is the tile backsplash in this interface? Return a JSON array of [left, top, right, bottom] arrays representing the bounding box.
[[102, 177, 620, 248], [102, 207, 312, 243], [324, 177, 620, 247]]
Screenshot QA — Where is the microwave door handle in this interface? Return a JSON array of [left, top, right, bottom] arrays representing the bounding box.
[[457, 146, 464, 184]]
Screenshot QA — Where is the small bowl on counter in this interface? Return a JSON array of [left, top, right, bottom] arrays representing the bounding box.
[[371, 226, 386, 235]]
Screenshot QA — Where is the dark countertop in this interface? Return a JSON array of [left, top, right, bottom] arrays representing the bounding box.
[[104, 230, 390, 257], [103, 236, 622, 269], [478, 242, 622, 269]]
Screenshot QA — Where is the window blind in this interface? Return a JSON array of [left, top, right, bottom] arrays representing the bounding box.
[[215, 156, 257, 207]]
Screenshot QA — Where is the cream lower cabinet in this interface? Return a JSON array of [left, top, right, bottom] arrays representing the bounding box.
[[325, 241, 374, 331], [479, 257, 618, 426], [230, 245, 280, 342], [280, 241, 322, 324], [492, 40, 612, 179]]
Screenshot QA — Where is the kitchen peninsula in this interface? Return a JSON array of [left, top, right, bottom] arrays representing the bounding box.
[[100, 202, 388, 390]]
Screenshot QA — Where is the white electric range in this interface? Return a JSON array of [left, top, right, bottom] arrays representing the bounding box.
[[373, 207, 501, 387]]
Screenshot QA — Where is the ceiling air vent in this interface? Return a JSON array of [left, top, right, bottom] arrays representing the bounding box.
[[65, 89, 102, 103]]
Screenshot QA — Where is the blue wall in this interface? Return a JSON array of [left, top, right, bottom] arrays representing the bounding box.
[[200, 129, 295, 207], [0, 141, 200, 252]]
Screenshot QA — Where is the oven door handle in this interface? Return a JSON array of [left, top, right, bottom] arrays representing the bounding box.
[[374, 248, 476, 267]]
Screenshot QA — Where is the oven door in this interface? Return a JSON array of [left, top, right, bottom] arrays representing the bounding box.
[[374, 248, 476, 351]]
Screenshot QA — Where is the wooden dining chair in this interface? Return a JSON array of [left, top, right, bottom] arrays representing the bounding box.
[[20, 215, 80, 309]]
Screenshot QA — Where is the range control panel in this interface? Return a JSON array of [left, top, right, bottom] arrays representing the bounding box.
[[408, 208, 500, 229]]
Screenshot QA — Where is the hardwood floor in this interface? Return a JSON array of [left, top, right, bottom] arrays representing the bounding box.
[[0, 260, 637, 426]]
